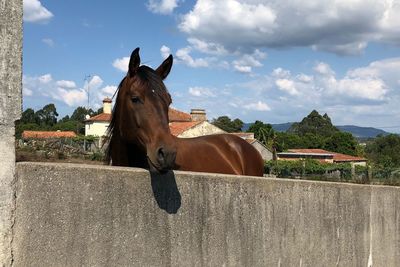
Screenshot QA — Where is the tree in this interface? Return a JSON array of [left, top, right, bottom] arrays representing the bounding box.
[[20, 108, 36, 124], [211, 116, 243, 132], [58, 115, 71, 123], [288, 110, 338, 137], [365, 134, 400, 167], [275, 132, 304, 151], [34, 103, 58, 126], [53, 120, 84, 133], [247, 121, 277, 159], [71, 106, 95, 122], [324, 132, 358, 156]]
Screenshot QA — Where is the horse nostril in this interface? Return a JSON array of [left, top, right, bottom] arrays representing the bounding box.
[[157, 147, 165, 162]]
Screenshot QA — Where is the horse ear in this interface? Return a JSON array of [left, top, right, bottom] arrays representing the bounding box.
[[156, 55, 173, 80], [128, 47, 140, 76]]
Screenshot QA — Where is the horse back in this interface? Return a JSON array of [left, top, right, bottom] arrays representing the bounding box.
[[176, 134, 264, 176]]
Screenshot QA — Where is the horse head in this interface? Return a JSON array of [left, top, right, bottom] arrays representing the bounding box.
[[114, 48, 177, 173]]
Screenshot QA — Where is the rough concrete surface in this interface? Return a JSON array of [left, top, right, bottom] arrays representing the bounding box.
[[14, 162, 400, 267], [0, 0, 22, 265]]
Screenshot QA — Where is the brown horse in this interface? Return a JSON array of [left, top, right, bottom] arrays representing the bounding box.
[[106, 48, 264, 176]]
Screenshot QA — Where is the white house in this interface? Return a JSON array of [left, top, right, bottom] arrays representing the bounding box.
[[84, 97, 112, 137]]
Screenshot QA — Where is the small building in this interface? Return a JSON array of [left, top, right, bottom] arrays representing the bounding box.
[[84, 98, 112, 137], [231, 132, 274, 161], [169, 109, 225, 137], [277, 148, 367, 166], [22, 130, 77, 139]]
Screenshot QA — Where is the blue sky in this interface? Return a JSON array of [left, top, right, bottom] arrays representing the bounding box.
[[23, 0, 400, 132]]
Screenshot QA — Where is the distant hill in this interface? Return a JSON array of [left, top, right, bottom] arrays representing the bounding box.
[[336, 125, 389, 138], [271, 122, 293, 132], [243, 122, 389, 138]]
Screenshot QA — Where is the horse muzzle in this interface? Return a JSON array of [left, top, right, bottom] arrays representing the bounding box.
[[148, 146, 177, 173]]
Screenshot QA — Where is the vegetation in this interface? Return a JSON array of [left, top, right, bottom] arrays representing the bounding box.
[[265, 159, 353, 181], [16, 104, 101, 138], [211, 116, 243, 132], [365, 134, 400, 167]]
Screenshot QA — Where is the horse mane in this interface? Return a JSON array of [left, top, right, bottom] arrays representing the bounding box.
[[105, 65, 171, 164]]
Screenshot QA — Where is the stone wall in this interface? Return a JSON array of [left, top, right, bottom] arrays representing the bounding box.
[[13, 162, 400, 266], [0, 0, 22, 265]]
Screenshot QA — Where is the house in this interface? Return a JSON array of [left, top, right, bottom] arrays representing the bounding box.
[[84, 97, 112, 137], [169, 109, 225, 137], [230, 132, 274, 161], [22, 130, 77, 139], [277, 148, 367, 166]]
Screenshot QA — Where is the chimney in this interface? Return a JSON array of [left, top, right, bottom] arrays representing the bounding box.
[[190, 109, 207, 121], [103, 97, 112, 114]]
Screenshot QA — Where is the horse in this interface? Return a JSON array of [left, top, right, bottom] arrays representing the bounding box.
[[106, 48, 264, 177]]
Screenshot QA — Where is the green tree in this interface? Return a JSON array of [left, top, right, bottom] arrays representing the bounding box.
[[211, 116, 243, 132], [324, 132, 358, 156], [20, 108, 36, 124], [365, 134, 400, 167], [288, 110, 338, 136], [71, 106, 95, 122], [53, 120, 84, 133], [34, 103, 58, 126], [247, 121, 277, 159], [58, 115, 71, 123], [275, 132, 304, 151]]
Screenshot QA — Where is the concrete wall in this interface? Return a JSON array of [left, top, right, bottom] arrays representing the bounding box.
[[14, 162, 400, 266], [0, 0, 22, 265]]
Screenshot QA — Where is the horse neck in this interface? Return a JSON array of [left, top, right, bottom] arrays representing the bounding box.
[[110, 132, 148, 168]]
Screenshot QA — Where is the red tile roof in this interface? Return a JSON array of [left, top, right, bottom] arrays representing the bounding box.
[[85, 113, 112, 122], [22, 130, 77, 139], [169, 121, 202, 136], [288, 149, 366, 162], [168, 108, 192, 122]]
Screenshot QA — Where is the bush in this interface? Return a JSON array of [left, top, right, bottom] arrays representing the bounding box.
[[265, 159, 352, 181]]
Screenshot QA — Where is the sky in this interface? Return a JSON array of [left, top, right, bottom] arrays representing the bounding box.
[[23, 0, 400, 133]]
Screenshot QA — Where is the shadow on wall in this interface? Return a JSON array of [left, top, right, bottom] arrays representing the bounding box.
[[150, 170, 181, 214]]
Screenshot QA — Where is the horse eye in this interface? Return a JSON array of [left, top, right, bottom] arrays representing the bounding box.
[[131, 96, 141, 104]]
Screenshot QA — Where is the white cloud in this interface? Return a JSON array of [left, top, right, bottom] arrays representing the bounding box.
[[297, 74, 313, 83], [244, 101, 271, 111], [188, 87, 216, 97], [56, 80, 76, 89], [112, 57, 130, 72], [38, 74, 52, 83], [232, 49, 266, 74], [187, 38, 228, 56], [54, 88, 87, 107], [160, 45, 171, 59], [275, 79, 299, 95], [23, 87, 33, 97], [23, 0, 53, 23], [101, 85, 118, 95], [147, 0, 180, 14], [22, 73, 118, 109], [42, 38, 54, 47], [178, 0, 400, 55], [176, 47, 211, 68], [88, 75, 104, 89]]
